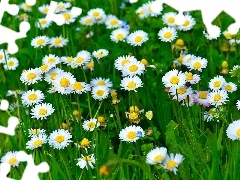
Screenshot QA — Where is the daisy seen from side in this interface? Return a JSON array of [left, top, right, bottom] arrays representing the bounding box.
[[226, 120, 240, 140], [146, 147, 167, 165]]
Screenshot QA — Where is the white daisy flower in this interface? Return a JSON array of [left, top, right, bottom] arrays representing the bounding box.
[[3, 57, 19, 70], [48, 129, 72, 149], [52, 71, 76, 94], [31, 36, 50, 48], [0, 49, 8, 64], [208, 90, 228, 107], [1, 151, 20, 167], [158, 27, 178, 42], [223, 30, 233, 39], [204, 108, 215, 122], [185, 72, 200, 84], [16, 13, 28, 21], [90, 77, 113, 88], [222, 82, 237, 93], [162, 153, 184, 175], [209, 75, 226, 90], [92, 49, 109, 60], [136, 6, 149, 19], [127, 30, 149, 46], [236, 100, 240, 110], [30, 103, 55, 120], [119, 125, 145, 142], [145, 111, 153, 120], [121, 61, 145, 77], [84, 60, 94, 71], [21, 89, 45, 107], [61, 56, 74, 66], [105, 15, 123, 29], [42, 54, 61, 65], [186, 57, 208, 72], [55, 2, 71, 13], [203, 25, 221, 40], [169, 86, 193, 101], [178, 14, 196, 31], [26, 133, 48, 150], [91, 85, 110, 100], [76, 154, 95, 169], [114, 55, 138, 71], [87, 8, 105, 20], [20, 68, 42, 85], [71, 50, 91, 67], [62, 11, 78, 25], [120, 76, 143, 92], [36, 18, 52, 29], [181, 54, 196, 66], [162, 12, 177, 27], [193, 90, 210, 107], [226, 120, 240, 140], [44, 67, 64, 84], [39, 63, 56, 74], [82, 118, 100, 131], [19, 3, 32, 12], [28, 128, 46, 137], [71, 82, 91, 94], [143, 1, 162, 17], [110, 28, 129, 43], [38, 4, 49, 14], [79, 15, 96, 26], [146, 147, 167, 165], [162, 69, 186, 88], [49, 35, 69, 48]]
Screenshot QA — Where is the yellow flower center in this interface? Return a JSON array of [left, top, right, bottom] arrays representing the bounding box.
[[76, 57, 84, 63], [97, 116, 105, 123], [40, 64, 48, 71], [93, 12, 99, 16], [130, 106, 139, 113], [129, 112, 138, 120], [85, 19, 92, 24], [177, 56, 184, 63], [213, 94, 222, 101], [96, 90, 104, 96], [110, 20, 118, 25], [177, 87, 186, 94], [28, 93, 37, 101], [24, 4, 30, 9], [67, 57, 73, 62], [54, 38, 62, 45], [167, 17, 175, 23], [139, 10, 144, 15], [199, 92, 207, 99], [213, 80, 221, 87], [55, 135, 65, 143], [167, 160, 177, 168], [82, 156, 91, 161], [127, 81, 136, 89], [48, 58, 56, 63], [97, 51, 104, 57], [225, 32, 232, 39], [40, 20, 46, 25], [175, 39, 184, 46], [20, 13, 27, 19], [8, 158, 17, 165], [57, 4, 65, 9], [153, 155, 163, 163], [170, 76, 179, 84], [37, 39, 45, 45], [185, 72, 193, 80], [43, 8, 48, 13], [141, 59, 148, 66], [0, 55, 3, 60], [87, 122, 96, 128], [97, 80, 105, 85], [73, 82, 83, 90], [129, 65, 138, 72], [121, 59, 130, 66], [39, 109, 47, 115], [193, 62, 201, 69], [127, 131, 136, 139], [116, 34, 124, 40], [27, 72, 36, 80], [33, 139, 42, 147], [87, 62, 94, 68], [73, 110, 79, 116], [236, 129, 240, 137], [80, 138, 91, 148], [135, 36, 143, 43], [31, 129, 40, 134], [164, 32, 172, 39], [60, 78, 70, 88], [225, 85, 232, 90], [50, 73, 57, 80], [7, 61, 14, 67], [183, 20, 190, 26], [63, 13, 71, 20]]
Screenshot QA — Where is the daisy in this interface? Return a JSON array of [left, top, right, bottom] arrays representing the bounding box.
[[208, 90, 228, 107], [186, 57, 208, 72], [121, 61, 145, 77], [92, 49, 109, 60], [181, 54, 196, 66], [114, 55, 138, 71], [21, 89, 45, 107], [71, 82, 91, 94], [48, 129, 72, 149], [61, 56, 74, 66], [84, 60, 94, 71], [38, 4, 49, 14], [95, 13, 107, 24], [76, 154, 95, 169], [236, 100, 240, 110], [26, 134, 48, 150], [0, 49, 8, 64], [16, 13, 28, 21], [223, 30, 233, 39], [194, 90, 210, 107], [162, 69, 186, 88], [162, 12, 177, 27], [127, 30, 149, 46], [158, 27, 177, 42], [222, 82, 237, 93], [82, 118, 100, 131], [203, 25, 221, 40], [120, 76, 143, 92], [90, 77, 113, 88], [1, 151, 20, 167], [44, 67, 64, 84], [28, 128, 46, 137], [185, 72, 200, 84], [39, 63, 55, 74], [71, 50, 91, 67], [145, 111, 153, 120], [143, 1, 162, 17], [52, 72, 76, 94], [119, 125, 145, 142], [226, 120, 240, 140], [162, 153, 184, 175], [181, 94, 195, 107], [136, 6, 149, 19], [169, 86, 193, 101], [3, 57, 19, 70], [55, 2, 71, 13], [146, 147, 167, 165], [178, 14, 196, 31], [42, 54, 61, 65], [62, 11, 78, 25], [49, 35, 68, 48], [79, 15, 96, 26], [19, 3, 32, 12], [209, 75, 226, 90], [91, 85, 110, 100], [204, 108, 215, 122], [110, 28, 129, 43], [30, 103, 55, 120], [79, 138, 91, 149], [20, 68, 42, 85], [36, 18, 52, 29], [87, 8, 105, 20], [31, 36, 49, 48], [105, 15, 123, 29]]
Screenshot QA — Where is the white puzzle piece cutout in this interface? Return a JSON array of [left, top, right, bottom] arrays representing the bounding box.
[[0, 163, 14, 180]]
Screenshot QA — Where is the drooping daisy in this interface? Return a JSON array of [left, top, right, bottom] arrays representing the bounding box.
[[203, 108, 215, 122], [31, 36, 49, 48], [42, 54, 61, 65], [110, 28, 129, 43], [52, 71, 76, 94], [127, 30, 149, 46], [76, 154, 95, 169], [49, 35, 69, 48], [71, 50, 91, 67], [120, 76, 143, 92], [48, 129, 72, 149], [91, 85, 110, 100], [194, 90, 210, 107], [92, 49, 109, 60], [162, 153, 184, 175], [36, 18, 52, 29], [209, 75, 226, 90], [185, 72, 201, 84], [178, 14, 196, 31], [44, 67, 64, 84], [158, 27, 178, 42], [121, 61, 145, 77], [28, 128, 46, 137], [186, 57, 208, 72], [38, 4, 49, 14], [208, 90, 228, 107], [20, 68, 42, 85], [114, 55, 138, 71], [222, 82, 237, 93], [162, 69, 186, 88], [0, 49, 8, 64], [181, 54, 196, 66], [71, 82, 91, 94], [55, 2, 71, 13], [3, 57, 19, 70], [105, 15, 123, 29], [82, 118, 100, 131], [90, 77, 113, 88], [169, 86, 193, 101], [30, 103, 55, 120], [1, 151, 20, 167], [162, 12, 177, 27], [79, 15, 96, 26], [26, 134, 48, 150], [146, 147, 167, 165], [119, 125, 145, 142], [19, 3, 32, 12], [62, 11, 78, 25], [226, 120, 240, 140], [21, 89, 45, 107]]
